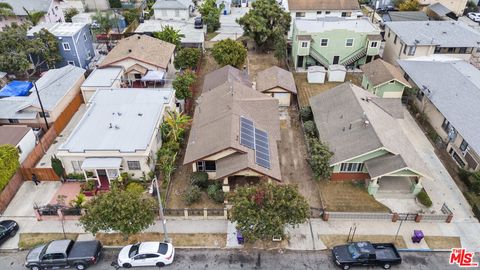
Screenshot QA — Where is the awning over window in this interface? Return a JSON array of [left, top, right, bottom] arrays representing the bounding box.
[[141, 70, 165, 81], [81, 157, 122, 169]]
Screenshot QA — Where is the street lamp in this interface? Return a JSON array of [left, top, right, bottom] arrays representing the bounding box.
[[150, 176, 169, 243]]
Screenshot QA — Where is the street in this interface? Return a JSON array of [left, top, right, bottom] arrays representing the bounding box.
[[0, 249, 461, 270]]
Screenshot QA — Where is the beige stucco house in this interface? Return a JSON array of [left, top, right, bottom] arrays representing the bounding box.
[[255, 66, 297, 106], [418, 0, 468, 16], [80, 67, 124, 103]]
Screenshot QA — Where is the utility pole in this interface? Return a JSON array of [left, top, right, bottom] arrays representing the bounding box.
[[395, 213, 409, 240], [33, 81, 50, 130], [152, 177, 169, 243], [371, 0, 378, 23]]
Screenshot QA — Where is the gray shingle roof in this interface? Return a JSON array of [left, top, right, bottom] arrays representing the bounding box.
[[385, 21, 480, 47], [309, 83, 427, 178], [398, 59, 480, 154], [256, 66, 297, 94], [0, 0, 51, 16], [152, 0, 192, 10], [202, 65, 251, 93], [428, 3, 452, 17], [383, 11, 429, 22], [360, 59, 411, 88]]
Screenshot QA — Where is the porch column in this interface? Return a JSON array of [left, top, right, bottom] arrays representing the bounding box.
[[222, 177, 230, 193], [94, 169, 101, 187], [83, 170, 88, 181], [367, 178, 379, 195], [411, 177, 423, 195]]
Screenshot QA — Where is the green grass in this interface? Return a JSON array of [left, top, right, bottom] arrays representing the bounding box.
[[19, 233, 79, 250]]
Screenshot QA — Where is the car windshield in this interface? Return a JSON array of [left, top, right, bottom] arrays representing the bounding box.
[[0, 225, 6, 233], [158, 243, 169, 255], [129, 244, 140, 258], [347, 244, 361, 259]]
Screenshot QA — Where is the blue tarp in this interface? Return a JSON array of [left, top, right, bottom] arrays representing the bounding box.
[[0, 81, 33, 97]]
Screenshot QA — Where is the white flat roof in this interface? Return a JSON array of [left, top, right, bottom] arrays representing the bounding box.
[[81, 157, 122, 169], [27, 23, 87, 36], [59, 88, 174, 153], [82, 67, 124, 88], [135, 20, 205, 44], [295, 18, 378, 33]]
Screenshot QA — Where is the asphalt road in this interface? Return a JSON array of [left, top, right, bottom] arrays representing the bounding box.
[[0, 249, 462, 270]]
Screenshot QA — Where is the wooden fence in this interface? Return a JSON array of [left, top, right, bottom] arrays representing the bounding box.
[[0, 171, 24, 213], [21, 168, 60, 181], [21, 127, 57, 168], [53, 92, 83, 134]]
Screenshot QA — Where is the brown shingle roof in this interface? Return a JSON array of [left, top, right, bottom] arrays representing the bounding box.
[[360, 59, 411, 87], [202, 65, 251, 93], [256, 66, 297, 94], [99, 34, 175, 69], [184, 80, 281, 181], [288, 0, 359, 11], [0, 125, 31, 146]]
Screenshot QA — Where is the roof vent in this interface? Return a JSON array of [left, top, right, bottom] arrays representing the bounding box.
[[117, 112, 122, 116], [138, 113, 143, 116], [115, 125, 120, 129], [128, 49, 132, 53], [137, 35, 141, 39], [109, 123, 112, 129], [363, 120, 370, 127], [426, 22, 429, 26], [442, 31, 447, 34]]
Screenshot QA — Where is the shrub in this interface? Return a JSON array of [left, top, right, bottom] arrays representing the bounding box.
[[191, 171, 209, 189], [207, 183, 225, 203], [183, 186, 202, 205], [126, 182, 145, 195], [303, 120, 317, 137], [69, 194, 86, 208], [0, 145, 20, 192], [308, 138, 333, 181], [417, 189, 432, 207], [212, 38, 247, 67], [81, 180, 96, 192], [299, 106, 312, 122], [66, 173, 85, 180], [174, 48, 201, 70]]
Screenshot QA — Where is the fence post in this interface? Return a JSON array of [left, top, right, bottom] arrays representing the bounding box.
[[203, 208, 207, 219], [446, 213, 453, 223], [322, 212, 329, 221], [224, 208, 228, 219], [34, 209, 42, 221], [392, 213, 399, 222], [415, 214, 422, 223], [184, 208, 188, 219]]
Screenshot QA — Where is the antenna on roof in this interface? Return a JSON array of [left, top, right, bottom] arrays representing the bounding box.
[[115, 125, 120, 129], [109, 123, 112, 129]]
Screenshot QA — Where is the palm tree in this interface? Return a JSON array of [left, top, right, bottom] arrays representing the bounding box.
[[0, 3, 13, 18], [91, 11, 116, 36], [153, 26, 184, 49], [23, 8, 46, 26], [161, 110, 191, 143]]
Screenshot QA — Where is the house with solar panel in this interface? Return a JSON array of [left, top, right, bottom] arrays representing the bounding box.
[[184, 68, 281, 191]]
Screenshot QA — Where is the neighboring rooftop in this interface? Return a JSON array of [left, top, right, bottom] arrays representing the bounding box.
[[0, 125, 31, 146], [0, 0, 52, 16], [184, 80, 281, 181], [99, 34, 175, 69], [135, 20, 204, 44], [202, 65, 251, 93], [256, 66, 297, 94], [27, 23, 87, 37], [398, 59, 480, 153], [382, 11, 429, 22], [81, 67, 124, 88], [59, 88, 173, 153], [428, 2, 453, 17], [295, 18, 378, 33], [360, 59, 411, 87], [385, 21, 480, 47], [287, 0, 359, 11], [152, 0, 193, 9], [309, 83, 427, 178]]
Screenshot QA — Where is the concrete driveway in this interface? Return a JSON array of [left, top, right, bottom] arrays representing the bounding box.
[[211, 7, 247, 41]]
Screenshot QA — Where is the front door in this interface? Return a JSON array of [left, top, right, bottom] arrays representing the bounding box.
[[333, 56, 340, 64], [97, 169, 107, 177], [297, 56, 304, 68]]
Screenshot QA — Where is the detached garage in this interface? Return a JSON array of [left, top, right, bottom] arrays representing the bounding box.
[[256, 66, 297, 106]]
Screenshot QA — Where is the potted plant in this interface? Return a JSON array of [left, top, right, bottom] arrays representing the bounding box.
[[81, 180, 97, 196]]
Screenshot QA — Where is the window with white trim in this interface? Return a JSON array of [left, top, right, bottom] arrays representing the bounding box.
[[196, 161, 216, 172], [370, 41, 378, 48], [71, 161, 83, 173], [67, 61, 75, 65], [460, 139, 468, 152], [320, 39, 328, 46], [62, 42, 71, 50], [16, 146, 22, 154], [296, 12, 305, 18], [39, 112, 50, 118], [345, 38, 354, 47], [339, 163, 364, 172], [301, 41, 308, 48], [127, 161, 141, 170]]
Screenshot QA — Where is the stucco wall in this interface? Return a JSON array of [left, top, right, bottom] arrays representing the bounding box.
[[419, 0, 468, 16], [154, 9, 190, 20], [17, 129, 36, 163]]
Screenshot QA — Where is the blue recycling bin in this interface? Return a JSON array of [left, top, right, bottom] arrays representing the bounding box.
[[411, 230, 424, 243], [224, 9, 227, 15], [236, 231, 244, 244]]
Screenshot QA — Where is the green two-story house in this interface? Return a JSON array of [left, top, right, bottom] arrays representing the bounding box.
[[292, 18, 382, 70]]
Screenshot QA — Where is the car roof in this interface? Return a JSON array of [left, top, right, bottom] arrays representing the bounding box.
[[138, 242, 160, 254], [46, 240, 72, 254]]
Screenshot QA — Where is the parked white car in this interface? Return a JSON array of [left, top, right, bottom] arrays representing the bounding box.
[[468, 12, 480, 22], [117, 242, 174, 268]]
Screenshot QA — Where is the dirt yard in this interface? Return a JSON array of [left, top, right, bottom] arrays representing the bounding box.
[[319, 234, 407, 249], [295, 72, 363, 107], [96, 233, 226, 247], [424, 236, 461, 249], [19, 233, 79, 250], [247, 51, 287, 82], [319, 181, 390, 212], [278, 107, 322, 208]]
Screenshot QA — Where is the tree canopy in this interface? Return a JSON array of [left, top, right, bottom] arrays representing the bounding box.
[[173, 70, 196, 100], [64, 8, 79, 23], [0, 144, 20, 192], [174, 48, 201, 70], [212, 38, 247, 68], [0, 3, 14, 18], [92, 11, 116, 35], [237, 0, 291, 50], [153, 26, 184, 49], [395, 0, 420, 11], [308, 137, 333, 181], [23, 8, 46, 26], [229, 183, 310, 242], [79, 187, 157, 238], [123, 8, 141, 25], [199, 0, 222, 33]]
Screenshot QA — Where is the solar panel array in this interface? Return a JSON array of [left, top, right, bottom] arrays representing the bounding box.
[[239, 116, 271, 169]]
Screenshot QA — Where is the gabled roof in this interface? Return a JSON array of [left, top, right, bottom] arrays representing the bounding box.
[[287, 0, 359, 11], [202, 65, 251, 93], [382, 11, 429, 22], [0, 125, 31, 146], [0, 0, 52, 16], [360, 59, 411, 88], [309, 83, 427, 178], [397, 59, 480, 154], [99, 34, 175, 70], [256, 66, 297, 94], [184, 81, 281, 181], [385, 21, 480, 47], [152, 0, 193, 10]]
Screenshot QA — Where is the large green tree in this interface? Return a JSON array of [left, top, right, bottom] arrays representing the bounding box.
[[199, 0, 222, 33], [212, 38, 247, 67], [79, 187, 157, 238], [308, 137, 333, 181], [123, 8, 140, 25], [29, 29, 63, 73], [229, 183, 310, 242], [153, 26, 184, 49], [64, 8, 79, 23], [161, 110, 192, 143], [173, 70, 196, 100], [0, 3, 14, 18], [23, 8, 46, 26], [174, 48, 201, 70], [92, 11, 116, 35], [237, 0, 290, 50], [0, 145, 20, 192]]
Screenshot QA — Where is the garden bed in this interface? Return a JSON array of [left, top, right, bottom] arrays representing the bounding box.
[[19, 233, 79, 250], [95, 233, 226, 247]]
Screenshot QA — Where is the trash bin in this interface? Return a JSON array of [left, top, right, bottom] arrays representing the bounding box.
[[236, 231, 244, 244], [411, 230, 424, 243], [224, 9, 227, 15]]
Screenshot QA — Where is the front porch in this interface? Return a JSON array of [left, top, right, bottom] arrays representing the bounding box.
[[81, 158, 123, 191]]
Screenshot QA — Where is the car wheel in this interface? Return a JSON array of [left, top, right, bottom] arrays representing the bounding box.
[[156, 262, 165, 267], [383, 264, 391, 269], [29, 266, 41, 270], [75, 263, 86, 270], [123, 263, 132, 268], [9, 230, 17, 237], [342, 265, 350, 270]]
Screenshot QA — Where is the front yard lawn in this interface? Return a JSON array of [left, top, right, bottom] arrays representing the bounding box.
[[424, 236, 461, 250], [19, 233, 79, 250], [96, 233, 226, 247]]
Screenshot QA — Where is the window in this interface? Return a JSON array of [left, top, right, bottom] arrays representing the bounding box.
[[144, 254, 160, 259], [341, 12, 351, 17], [393, 35, 397, 44], [370, 41, 378, 48], [339, 163, 364, 172], [441, 118, 451, 132], [459, 47, 467, 54], [71, 161, 82, 173], [295, 12, 305, 18], [62, 42, 71, 50], [8, 119, 19, 124], [16, 146, 22, 154], [320, 39, 328, 46], [317, 11, 322, 15], [67, 61, 75, 65], [434, 47, 441, 53], [301, 41, 308, 48], [87, 51, 91, 59], [134, 73, 142, 79], [404, 45, 416, 56], [196, 161, 216, 172], [175, 10, 180, 17], [134, 254, 147, 260], [447, 47, 454, 53], [460, 140, 468, 151], [345, 38, 354, 47], [39, 112, 50, 118], [127, 161, 141, 170], [403, 44, 407, 54], [325, 11, 331, 14]]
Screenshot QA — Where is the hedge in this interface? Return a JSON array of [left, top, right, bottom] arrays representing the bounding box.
[[417, 189, 432, 207], [0, 145, 20, 192]]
